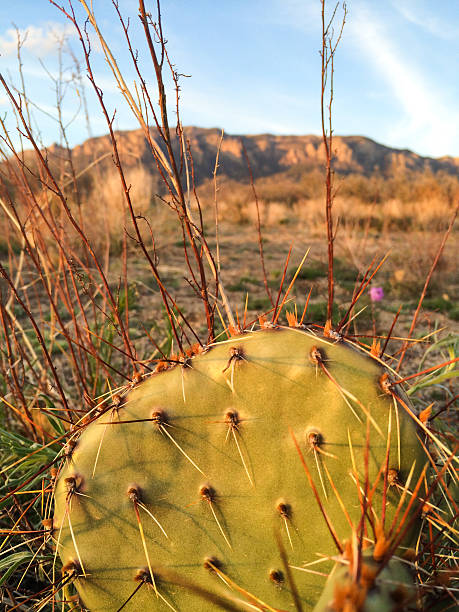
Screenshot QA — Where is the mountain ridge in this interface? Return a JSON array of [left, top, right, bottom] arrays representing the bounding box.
[[47, 126, 459, 184]]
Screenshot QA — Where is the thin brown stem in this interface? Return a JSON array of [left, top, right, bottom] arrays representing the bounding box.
[[397, 204, 458, 370]]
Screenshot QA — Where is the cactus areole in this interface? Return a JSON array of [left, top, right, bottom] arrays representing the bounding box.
[[53, 327, 425, 611]]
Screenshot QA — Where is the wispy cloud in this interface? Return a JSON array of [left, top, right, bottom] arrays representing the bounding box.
[[391, 1, 459, 40], [348, 5, 459, 157], [0, 22, 76, 58]]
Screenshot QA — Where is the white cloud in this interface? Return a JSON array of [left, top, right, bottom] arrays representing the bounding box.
[[391, 1, 459, 40], [348, 5, 459, 157], [0, 22, 76, 58]]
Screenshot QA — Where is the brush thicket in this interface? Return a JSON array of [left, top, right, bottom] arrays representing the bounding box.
[[0, 1, 457, 611]]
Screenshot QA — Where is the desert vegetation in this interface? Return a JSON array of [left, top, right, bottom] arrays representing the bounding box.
[[0, 1, 457, 611]]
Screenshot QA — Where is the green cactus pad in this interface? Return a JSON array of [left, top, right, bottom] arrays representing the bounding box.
[[53, 327, 425, 611], [312, 549, 416, 612]]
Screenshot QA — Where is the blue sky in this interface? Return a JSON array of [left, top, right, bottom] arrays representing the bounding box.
[[0, 0, 458, 157]]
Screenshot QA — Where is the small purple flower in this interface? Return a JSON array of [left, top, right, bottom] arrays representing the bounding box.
[[369, 286, 384, 302]]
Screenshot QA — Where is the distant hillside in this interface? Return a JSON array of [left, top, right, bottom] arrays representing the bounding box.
[[2, 126, 456, 255], [47, 126, 459, 185]]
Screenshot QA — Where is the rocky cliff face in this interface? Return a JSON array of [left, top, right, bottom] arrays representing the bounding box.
[[47, 126, 459, 184]]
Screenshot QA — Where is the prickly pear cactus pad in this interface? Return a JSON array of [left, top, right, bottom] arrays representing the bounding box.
[[53, 327, 425, 611], [312, 549, 416, 612]]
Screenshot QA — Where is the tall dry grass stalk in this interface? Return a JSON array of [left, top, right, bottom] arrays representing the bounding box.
[[0, 1, 456, 610]]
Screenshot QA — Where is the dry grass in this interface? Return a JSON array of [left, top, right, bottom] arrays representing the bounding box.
[[0, 1, 457, 609], [2, 157, 455, 330], [212, 191, 454, 233]]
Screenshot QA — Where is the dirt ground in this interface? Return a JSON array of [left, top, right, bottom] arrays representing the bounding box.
[[127, 220, 458, 373]]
